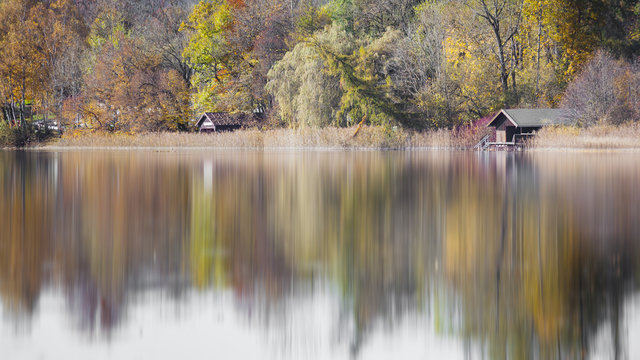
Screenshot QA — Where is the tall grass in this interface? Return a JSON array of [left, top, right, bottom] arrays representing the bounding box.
[[43, 121, 640, 151], [533, 124, 640, 149], [40, 125, 487, 149]]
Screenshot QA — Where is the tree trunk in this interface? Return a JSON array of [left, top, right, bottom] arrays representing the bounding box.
[[491, 20, 510, 95], [510, 37, 519, 104], [352, 115, 367, 138], [7, 73, 16, 126], [11, 101, 17, 127], [20, 66, 26, 126], [44, 96, 48, 123], [535, 6, 542, 97]]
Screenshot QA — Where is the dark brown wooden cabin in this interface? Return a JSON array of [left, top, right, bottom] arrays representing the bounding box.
[[487, 109, 572, 144], [196, 112, 243, 133]]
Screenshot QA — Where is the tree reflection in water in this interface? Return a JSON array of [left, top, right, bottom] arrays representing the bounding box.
[[0, 151, 639, 358]]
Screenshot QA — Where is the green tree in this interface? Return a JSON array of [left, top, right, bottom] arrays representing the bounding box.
[[266, 38, 342, 127], [180, 0, 234, 112], [182, 0, 293, 114], [310, 26, 429, 129]]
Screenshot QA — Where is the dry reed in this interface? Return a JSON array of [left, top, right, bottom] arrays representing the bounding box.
[[533, 124, 640, 150], [39, 126, 480, 150], [43, 124, 640, 151]]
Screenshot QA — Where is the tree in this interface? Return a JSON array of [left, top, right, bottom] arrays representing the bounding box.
[[269, 3, 467, 129], [438, 1, 505, 120], [0, 0, 42, 126], [30, 0, 87, 125], [81, 5, 191, 131], [182, 0, 294, 114], [464, 0, 524, 100], [561, 51, 640, 126], [0, 0, 86, 127], [328, 0, 422, 36], [410, 1, 465, 127], [266, 27, 343, 127]]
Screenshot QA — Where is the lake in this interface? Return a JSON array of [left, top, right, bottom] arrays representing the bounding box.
[[1, 150, 639, 359]]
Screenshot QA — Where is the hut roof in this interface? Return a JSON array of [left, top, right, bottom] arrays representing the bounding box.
[[487, 109, 573, 128], [197, 112, 243, 127]]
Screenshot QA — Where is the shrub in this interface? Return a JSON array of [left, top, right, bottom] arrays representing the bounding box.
[[0, 122, 9, 146], [562, 51, 640, 126], [0, 122, 57, 148]]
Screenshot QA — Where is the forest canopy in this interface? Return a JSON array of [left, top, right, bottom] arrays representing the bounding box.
[[0, 0, 638, 132]]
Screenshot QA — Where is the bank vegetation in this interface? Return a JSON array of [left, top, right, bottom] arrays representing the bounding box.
[[533, 125, 640, 150], [0, 0, 638, 148], [39, 125, 489, 149]]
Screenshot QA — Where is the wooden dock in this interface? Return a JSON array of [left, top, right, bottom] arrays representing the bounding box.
[[475, 134, 533, 151]]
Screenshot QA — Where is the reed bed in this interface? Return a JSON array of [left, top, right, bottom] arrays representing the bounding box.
[[40, 126, 481, 150], [42, 124, 640, 151], [533, 124, 640, 150]]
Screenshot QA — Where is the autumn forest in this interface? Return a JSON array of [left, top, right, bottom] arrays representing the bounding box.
[[0, 0, 639, 141]]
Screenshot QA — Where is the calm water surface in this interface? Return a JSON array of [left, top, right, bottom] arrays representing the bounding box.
[[1, 150, 640, 359]]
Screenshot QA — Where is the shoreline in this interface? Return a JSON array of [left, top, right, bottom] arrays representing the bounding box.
[[28, 145, 464, 152], [4, 124, 640, 152], [22, 126, 476, 151], [28, 147, 640, 152], [24, 145, 640, 152]]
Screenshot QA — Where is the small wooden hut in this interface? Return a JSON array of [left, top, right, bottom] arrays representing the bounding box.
[[196, 112, 243, 133], [487, 109, 572, 144]]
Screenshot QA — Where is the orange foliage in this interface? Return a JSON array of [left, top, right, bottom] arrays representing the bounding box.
[[227, 0, 245, 9]]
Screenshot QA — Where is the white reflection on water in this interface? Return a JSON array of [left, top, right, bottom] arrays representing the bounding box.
[[1, 286, 472, 360], [5, 290, 639, 359]]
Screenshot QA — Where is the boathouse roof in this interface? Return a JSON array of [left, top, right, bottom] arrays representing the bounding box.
[[487, 109, 573, 128], [196, 112, 243, 127]]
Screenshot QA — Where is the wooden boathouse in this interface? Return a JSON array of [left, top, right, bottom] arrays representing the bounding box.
[[196, 112, 243, 133], [478, 109, 572, 149]]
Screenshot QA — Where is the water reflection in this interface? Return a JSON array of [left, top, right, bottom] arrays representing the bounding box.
[[1, 150, 639, 359]]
